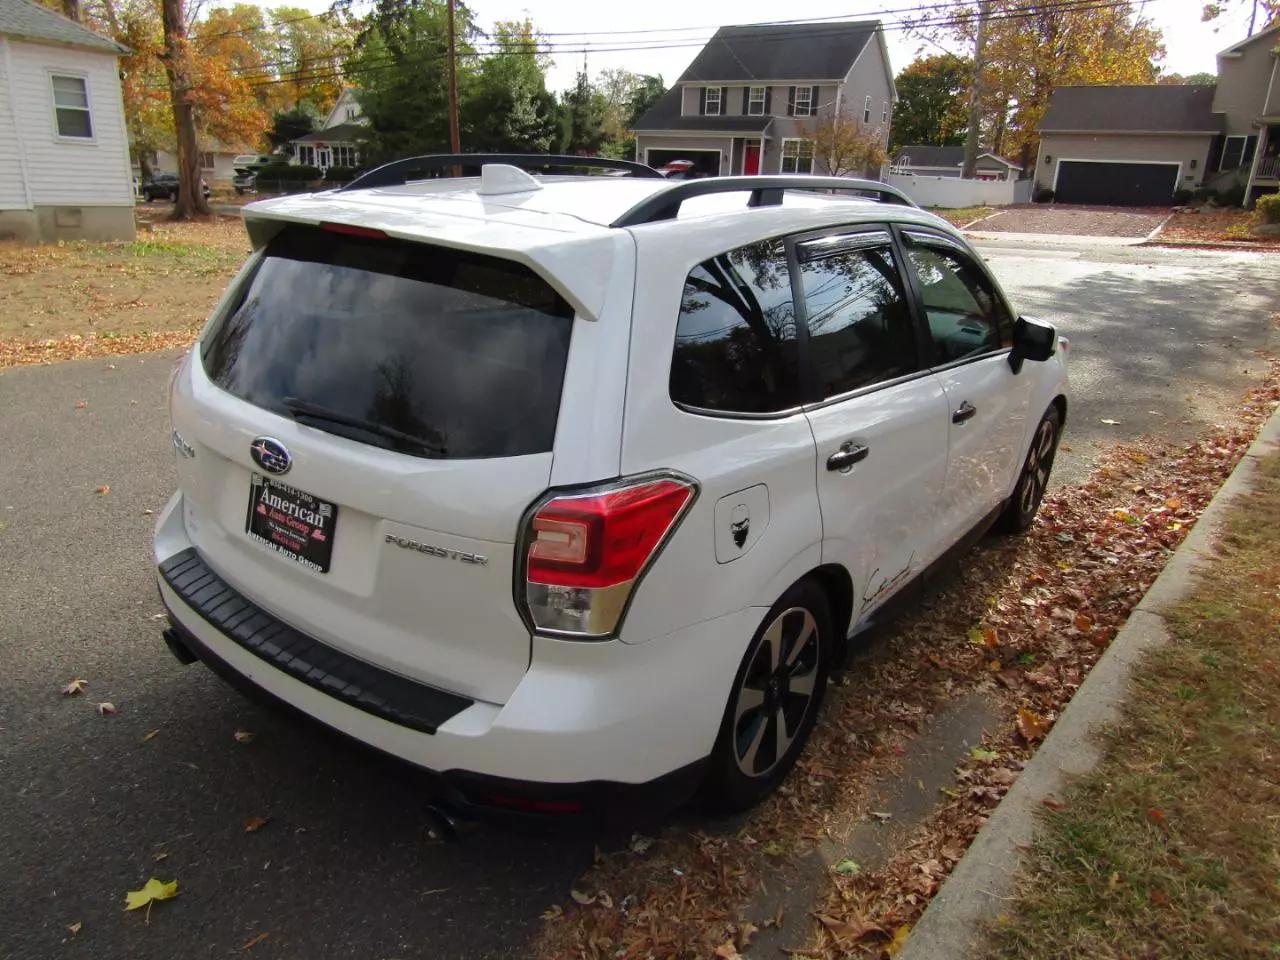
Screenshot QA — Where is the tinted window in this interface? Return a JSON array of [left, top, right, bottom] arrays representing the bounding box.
[[905, 240, 1012, 363], [799, 242, 918, 398], [670, 240, 799, 414], [202, 227, 573, 459]]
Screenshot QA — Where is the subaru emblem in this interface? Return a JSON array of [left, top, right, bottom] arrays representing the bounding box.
[[250, 436, 291, 475]]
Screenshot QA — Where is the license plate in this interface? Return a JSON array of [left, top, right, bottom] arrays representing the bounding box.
[[246, 475, 338, 573]]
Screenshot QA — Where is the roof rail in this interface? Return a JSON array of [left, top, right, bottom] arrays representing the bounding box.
[[608, 176, 917, 228], [341, 153, 663, 191]]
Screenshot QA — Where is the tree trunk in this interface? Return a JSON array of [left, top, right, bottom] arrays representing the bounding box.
[[61, 0, 80, 22], [446, 0, 460, 154], [161, 0, 210, 220], [962, 0, 990, 179]]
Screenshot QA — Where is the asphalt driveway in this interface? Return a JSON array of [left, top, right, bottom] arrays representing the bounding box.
[[1, 240, 1277, 960], [972, 205, 1171, 237]]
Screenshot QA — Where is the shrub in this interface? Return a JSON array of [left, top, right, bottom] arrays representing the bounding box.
[[1191, 186, 1211, 203], [324, 165, 362, 183], [1033, 187, 1055, 203], [1172, 188, 1193, 204], [1256, 192, 1280, 224], [255, 162, 321, 182], [1214, 184, 1246, 208]]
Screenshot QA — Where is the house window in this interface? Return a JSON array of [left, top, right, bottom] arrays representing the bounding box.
[[51, 75, 92, 139], [863, 95, 872, 124], [1220, 134, 1258, 171], [705, 87, 721, 116], [793, 86, 813, 117], [882, 101, 888, 123], [748, 86, 766, 116], [199, 151, 215, 170], [346, 106, 358, 121], [298, 145, 315, 166], [781, 138, 815, 174], [333, 144, 358, 167]]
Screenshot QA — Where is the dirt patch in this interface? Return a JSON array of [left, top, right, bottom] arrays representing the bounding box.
[[0, 212, 247, 364], [972, 205, 1170, 238], [1153, 209, 1280, 248], [927, 207, 995, 229]]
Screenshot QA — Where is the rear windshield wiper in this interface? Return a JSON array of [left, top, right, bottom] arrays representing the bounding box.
[[281, 397, 446, 456]]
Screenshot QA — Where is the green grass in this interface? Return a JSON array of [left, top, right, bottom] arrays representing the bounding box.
[[986, 452, 1280, 960], [926, 205, 994, 228]]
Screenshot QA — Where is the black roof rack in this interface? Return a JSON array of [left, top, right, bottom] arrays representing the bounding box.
[[341, 153, 663, 191], [608, 176, 917, 227]]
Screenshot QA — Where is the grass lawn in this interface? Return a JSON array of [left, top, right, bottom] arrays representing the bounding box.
[[1156, 209, 1280, 248], [0, 211, 248, 356], [927, 206, 995, 228], [987, 451, 1280, 960]]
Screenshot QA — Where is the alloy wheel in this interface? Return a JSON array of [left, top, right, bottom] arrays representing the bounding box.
[[1019, 416, 1057, 516], [733, 607, 822, 778]]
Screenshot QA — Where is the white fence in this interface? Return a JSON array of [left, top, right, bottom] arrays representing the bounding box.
[[886, 173, 1019, 208]]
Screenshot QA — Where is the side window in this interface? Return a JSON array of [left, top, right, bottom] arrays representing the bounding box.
[[799, 240, 918, 398], [904, 238, 1012, 363], [670, 240, 799, 414]]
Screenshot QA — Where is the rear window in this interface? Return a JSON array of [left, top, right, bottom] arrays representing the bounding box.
[[202, 226, 574, 459]]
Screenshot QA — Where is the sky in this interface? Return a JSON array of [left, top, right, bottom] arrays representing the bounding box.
[[243, 0, 1265, 93]]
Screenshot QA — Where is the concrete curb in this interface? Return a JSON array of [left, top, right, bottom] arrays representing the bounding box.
[[964, 230, 1142, 247], [898, 406, 1280, 960]]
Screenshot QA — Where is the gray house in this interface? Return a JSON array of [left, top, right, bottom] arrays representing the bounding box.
[[891, 145, 1022, 180], [1035, 22, 1279, 206], [632, 20, 895, 178]]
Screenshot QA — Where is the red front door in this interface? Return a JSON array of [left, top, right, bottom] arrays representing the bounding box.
[[744, 143, 761, 176]]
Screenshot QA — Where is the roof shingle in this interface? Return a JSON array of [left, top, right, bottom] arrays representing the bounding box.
[[0, 0, 125, 53], [677, 20, 879, 82], [631, 88, 775, 132], [1040, 84, 1222, 133]]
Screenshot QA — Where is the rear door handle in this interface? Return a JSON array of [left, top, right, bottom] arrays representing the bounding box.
[[826, 442, 869, 472], [952, 401, 977, 424]]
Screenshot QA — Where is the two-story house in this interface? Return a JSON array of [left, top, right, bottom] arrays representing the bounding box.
[[1033, 21, 1279, 206], [632, 20, 895, 178], [289, 88, 365, 172]]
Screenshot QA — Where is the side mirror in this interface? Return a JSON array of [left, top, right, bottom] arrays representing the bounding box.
[[1009, 316, 1057, 374]]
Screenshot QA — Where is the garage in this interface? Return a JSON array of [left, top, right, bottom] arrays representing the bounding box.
[[645, 148, 721, 177], [1054, 160, 1180, 206]]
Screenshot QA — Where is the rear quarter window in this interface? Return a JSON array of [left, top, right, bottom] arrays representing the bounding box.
[[202, 226, 574, 459]]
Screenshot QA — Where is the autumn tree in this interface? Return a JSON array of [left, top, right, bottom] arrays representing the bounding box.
[[160, 0, 209, 218], [270, 6, 352, 114], [891, 54, 970, 149], [806, 113, 888, 178], [191, 5, 275, 152]]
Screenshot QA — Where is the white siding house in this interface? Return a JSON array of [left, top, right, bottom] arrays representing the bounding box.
[[0, 0, 134, 242]]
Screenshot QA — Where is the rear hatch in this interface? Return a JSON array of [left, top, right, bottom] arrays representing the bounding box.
[[170, 223, 575, 704]]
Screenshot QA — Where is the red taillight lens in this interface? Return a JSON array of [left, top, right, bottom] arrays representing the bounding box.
[[320, 221, 388, 240], [520, 474, 697, 638], [528, 480, 694, 589]]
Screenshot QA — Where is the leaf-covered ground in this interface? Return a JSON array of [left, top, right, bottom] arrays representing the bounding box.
[[0, 213, 247, 368], [1155, 211, 1280, 249], [533, 360, 1280, 960], [988, 450, 1280, 960]]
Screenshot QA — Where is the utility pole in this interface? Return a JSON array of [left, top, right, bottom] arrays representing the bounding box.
[[961, 0, 990, 180], [446, 0, 460, 153]]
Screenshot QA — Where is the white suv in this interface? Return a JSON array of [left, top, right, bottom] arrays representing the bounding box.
[[155, 155, 1067, 816]]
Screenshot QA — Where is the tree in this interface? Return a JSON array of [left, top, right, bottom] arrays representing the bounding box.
[[269, 103, 319, 150], [463, 19, 557, 152], [559, 69, 607, 155], [191, 5, 275, 151], [806, 114, 888, 177], [627, 75, 666, 129], [1201, 0, 1279, 36], [891, 54, 970, 149], [160, 0, 209, 218], [269, 6, 352, 114], [1158, 71, 1217, 85]]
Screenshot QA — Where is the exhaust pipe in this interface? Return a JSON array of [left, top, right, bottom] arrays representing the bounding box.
[[162, 627, 198, 666], [423, 802, 463, 842]]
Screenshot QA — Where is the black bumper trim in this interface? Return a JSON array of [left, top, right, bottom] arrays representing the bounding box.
[[159, 547, 474, 734]]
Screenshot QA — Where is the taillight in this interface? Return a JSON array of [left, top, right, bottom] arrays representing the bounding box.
[[518, 473, 697, 639]]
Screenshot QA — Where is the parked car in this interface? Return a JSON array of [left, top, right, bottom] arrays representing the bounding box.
[[142, 174, 210, 202], [232, 171, 256, 196], [232, 154, 274, 172], [657, 159, 697, 179], [155, 156, 1067, 819]]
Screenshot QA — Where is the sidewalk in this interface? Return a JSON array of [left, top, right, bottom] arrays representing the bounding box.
[[898, 406, 1280, 960]]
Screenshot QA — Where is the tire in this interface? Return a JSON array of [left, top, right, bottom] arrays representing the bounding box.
[[997, 403, 1062, 534], [700, 579, 833, 812]]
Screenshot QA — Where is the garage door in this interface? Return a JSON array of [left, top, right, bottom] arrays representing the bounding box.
[[645, 149, 721, 177], [1054, 161, 1179, 206]]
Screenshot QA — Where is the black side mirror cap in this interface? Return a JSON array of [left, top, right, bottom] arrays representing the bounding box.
[[1009, 316, 1057, 374]]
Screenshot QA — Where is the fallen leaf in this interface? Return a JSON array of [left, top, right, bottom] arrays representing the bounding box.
[[67, 921, 82, 937], [597, 891, 613, 909], [123, 877, 179, 913], [61, 678, 87, 696], [96, 701, 117, 716], [241, 932, 269, 951], [1100, 418, 1121, 425], [243, 816, 270, 833], [737, 921, 760, 947], [540, 904, 563, 921], [763, 839, 786, 856], [870, 811, 893, 822], [233, 730, 255, 743], [74, 400, 88, 409], [1016, 707, 1049, 742], [1146, 807, 1167, 825], [833, 857, 861, 876], [816, 913, 884, 942], [1165, 497, 1183, 510], [1150, 888, 1170, 907], [1041, 796, 1066, 811], [1108, 871, 1120, 892], [141, 729, 160, 743], [886, 923, 912, 956], [628, 833, 653, 855], [970, 747, 999, 761], [569, 888, 595, 905], [714, 940, 742, 960], [1074, 613, 1095, 632], [152, 851, 169, 862], [94, 485, 110, 495]]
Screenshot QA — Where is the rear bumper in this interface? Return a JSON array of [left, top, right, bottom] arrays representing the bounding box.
[[154, 491, 757, 811]]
